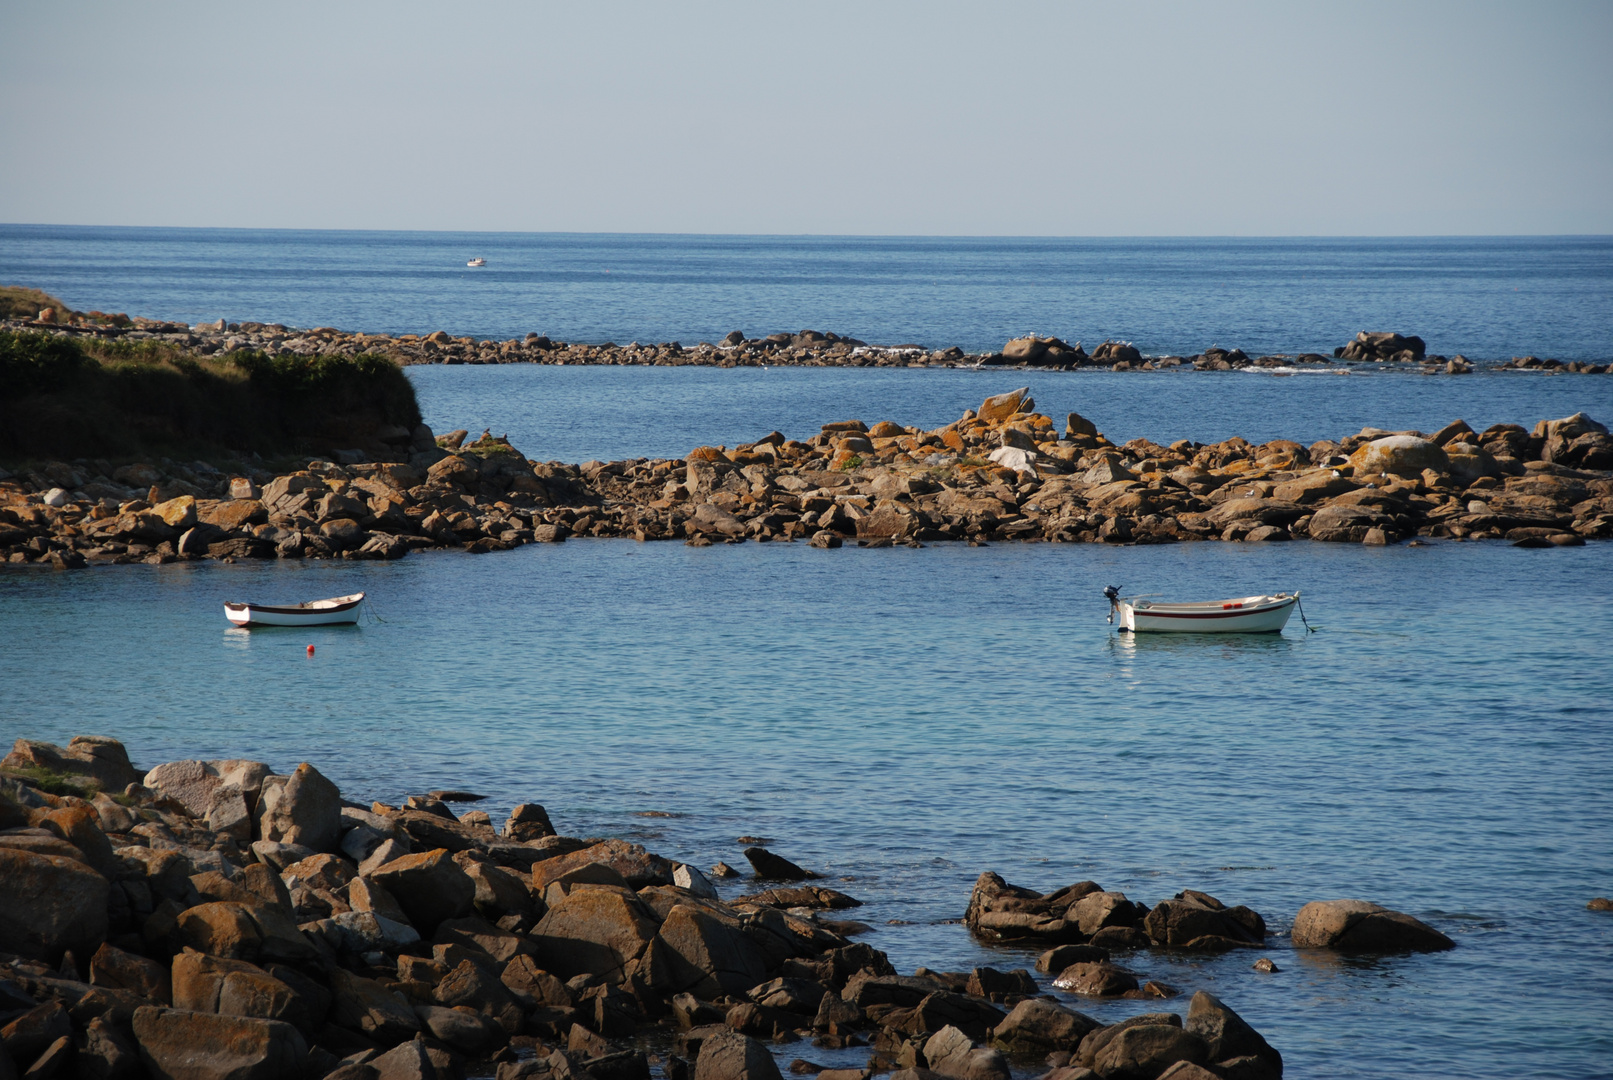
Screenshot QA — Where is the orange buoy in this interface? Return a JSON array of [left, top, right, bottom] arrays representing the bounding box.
[[307, 645, 315, 656]]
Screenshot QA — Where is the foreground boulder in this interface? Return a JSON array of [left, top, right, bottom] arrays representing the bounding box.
[[257, 762, 342, 852], [132, 1005, 308, 1079], [1186, 991, 1283, 1079], [370, 848, 476, 933], [1291, 899, 1454, 952], [0, 847, 109, 963], [1092, 1022, 1209, 1079], [530, 885, 659, 982], [144, 758, 271, 822], [990, 997, 1100, 1051], [655, 902, 770, 997], [925, 1024, 1011, 1080], [694, 1030, 785, 1080]]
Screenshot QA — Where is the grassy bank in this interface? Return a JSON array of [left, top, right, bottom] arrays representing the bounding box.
[[0, 285, 74, 320], [0, 329, 421, 466]]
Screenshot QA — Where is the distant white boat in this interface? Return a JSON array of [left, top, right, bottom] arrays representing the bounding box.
[[467, 258, 486, 267], [225, 593, 364, 628], [1106, 587, 1298, 633]]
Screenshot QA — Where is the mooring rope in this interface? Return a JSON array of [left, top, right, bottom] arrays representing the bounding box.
[[1297, 594, 1317, 632]]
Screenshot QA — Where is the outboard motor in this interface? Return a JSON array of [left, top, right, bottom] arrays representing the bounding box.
[[1105, 584, 1122, 624]]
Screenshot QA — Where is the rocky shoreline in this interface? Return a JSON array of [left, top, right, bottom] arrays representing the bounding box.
[[2, 388, 1611, 568], [9, 316, 1610, 375], [2, 733, 1465, 1080]]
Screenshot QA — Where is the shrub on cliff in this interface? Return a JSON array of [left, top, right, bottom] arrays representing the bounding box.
[[0, 331, 421, 463], [0, 328, 88, 393]]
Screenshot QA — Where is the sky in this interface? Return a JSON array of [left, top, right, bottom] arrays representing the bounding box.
[[1, 1, 1610, 236]]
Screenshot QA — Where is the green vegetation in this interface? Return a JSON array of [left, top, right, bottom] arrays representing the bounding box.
[[0, 285, 73, 321], [0, 330, 421, 465], [837, 454, 865, 470], [2, 764, 100, 797]]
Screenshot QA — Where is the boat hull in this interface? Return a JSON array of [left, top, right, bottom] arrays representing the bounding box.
[[224, 594, 364, 628], [1118, 595, 1296, 634]]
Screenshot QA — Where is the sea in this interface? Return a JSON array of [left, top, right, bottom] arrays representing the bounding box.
[[2, 226, 1612, 1079]]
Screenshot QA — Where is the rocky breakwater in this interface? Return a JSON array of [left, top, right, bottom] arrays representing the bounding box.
[[1, 734, 1287, 1080], [16, 311, 1607, 375], [5, 391, 1613, 568]]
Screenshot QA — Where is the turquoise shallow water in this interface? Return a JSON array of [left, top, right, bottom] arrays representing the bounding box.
[[2, 538, 1610, 1079]]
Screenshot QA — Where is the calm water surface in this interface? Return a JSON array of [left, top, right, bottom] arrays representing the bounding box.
[[1, 540, 1609, 1080], [3, 226, 1611, 360], [3, 226, 1612, 1078], [405, 363, 1613, 463]]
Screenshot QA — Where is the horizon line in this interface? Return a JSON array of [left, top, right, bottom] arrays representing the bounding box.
[[3, 222, 1612, 242]]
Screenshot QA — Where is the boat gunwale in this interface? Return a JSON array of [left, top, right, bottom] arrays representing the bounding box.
[[1129, 593, 1296, 616], [224, 593, 365, 616]]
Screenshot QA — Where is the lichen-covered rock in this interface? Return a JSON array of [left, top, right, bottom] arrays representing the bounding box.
[[694, 1030, 785, 1080], [0, 847, 109, 964], [39, 803, 119, 877], [90, 941, 173, 1003], [653, 904, 770, 997], [257, 763, 342, 853], [1, 1002, 72, 1065], [977, 389, 1030, 424], [530, 886, 659, 983], [131, 1005, 309, 1080], [369, 848, 475, 934], [171, 951, 313, 1037], [329, 969, 422, 1044], [433, 958, 525, 1033], [145, 759, 270, 820], [529, 838, 673, 890], [2, 735, 140, 791], [1347, 435, 1449, 479], [175, 902, 263, 961], [414, 1003, 507, 1056]]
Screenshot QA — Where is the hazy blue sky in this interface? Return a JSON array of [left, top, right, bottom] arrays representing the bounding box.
[[2, 1, 1609, 235]]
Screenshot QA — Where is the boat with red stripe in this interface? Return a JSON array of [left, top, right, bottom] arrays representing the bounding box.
[[1105, 586, 1299, 633]]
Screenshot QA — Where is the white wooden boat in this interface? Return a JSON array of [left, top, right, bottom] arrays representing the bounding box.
[[467, 258, 486, 267], [224, 593, 364, 628], [1106, 586, 1298, 633]]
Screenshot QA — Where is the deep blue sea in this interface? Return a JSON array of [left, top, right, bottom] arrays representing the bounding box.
[[3, 226, 1612, 361], [2, 227, 1612, 1079]]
